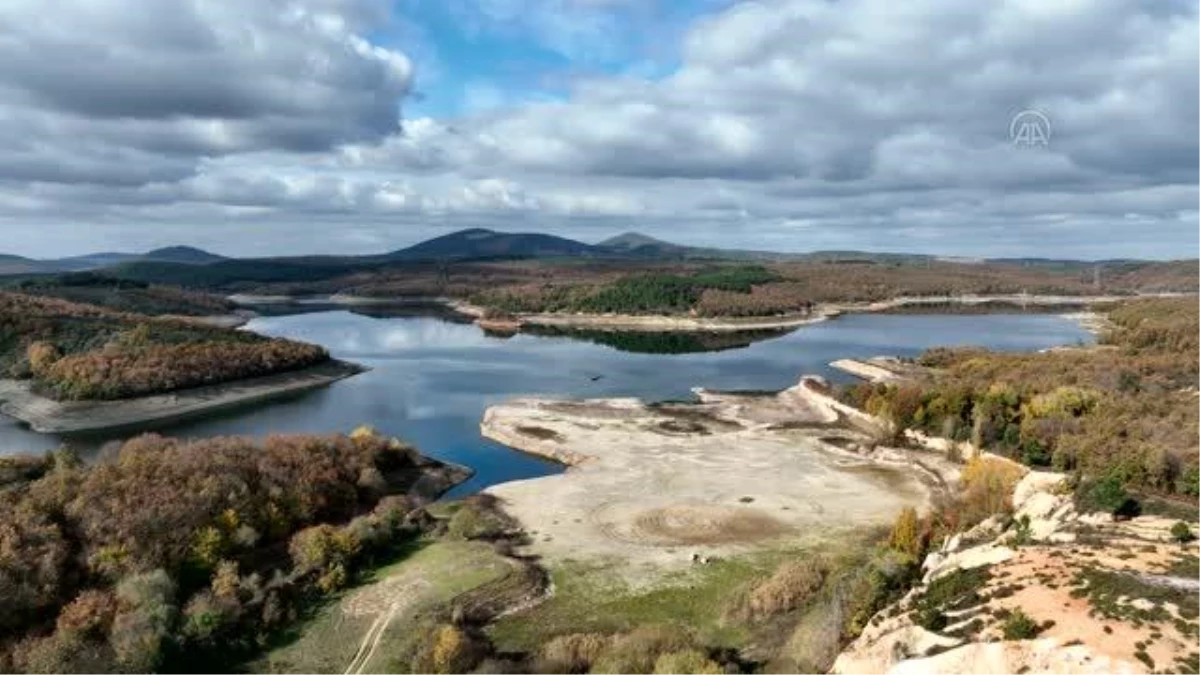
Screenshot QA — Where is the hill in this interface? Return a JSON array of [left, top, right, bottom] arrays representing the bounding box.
[[0, 254, 56, 275], [389, 228, 599, 260], [140, 245, 226, 264]]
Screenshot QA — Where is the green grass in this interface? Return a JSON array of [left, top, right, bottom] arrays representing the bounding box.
[[488, 549, 799, 653], [249, 539, 511, 674]]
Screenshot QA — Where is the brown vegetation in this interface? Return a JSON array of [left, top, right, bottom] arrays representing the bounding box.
[[0, 291, 328, 400], [0, 429, 449, 672]]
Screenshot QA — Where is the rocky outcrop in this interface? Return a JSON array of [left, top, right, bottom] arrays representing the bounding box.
[[833, 471, 1200, 674]]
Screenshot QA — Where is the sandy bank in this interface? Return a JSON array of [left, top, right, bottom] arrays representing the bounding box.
[[0, 359, 365, 434], [515, 310, 825, 333], [480, 378, 957, 579]]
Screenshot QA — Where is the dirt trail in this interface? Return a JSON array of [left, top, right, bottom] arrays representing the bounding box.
[[343, 579, 429, 675]]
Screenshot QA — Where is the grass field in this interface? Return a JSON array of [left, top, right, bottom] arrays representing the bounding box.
[[251, 539, 512, 674], [489, 543, 831, 654]]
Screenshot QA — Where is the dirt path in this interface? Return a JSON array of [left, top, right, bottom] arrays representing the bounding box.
[[343, 580, 429, 675]]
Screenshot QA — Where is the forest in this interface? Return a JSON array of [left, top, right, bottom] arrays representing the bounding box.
[[840, 297, 1200, 502], [0, 429, 452, 673], [0, 292, 328, 400], [348, 259, 1194, 318], [6, 273, 236, 316]]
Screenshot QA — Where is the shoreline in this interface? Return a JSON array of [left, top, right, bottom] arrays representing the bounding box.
[[230, 291, 1187, 334], [0, 359, 365, 434]]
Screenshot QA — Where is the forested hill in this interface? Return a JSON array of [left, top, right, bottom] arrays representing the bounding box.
[[0, 292, 327, 400]]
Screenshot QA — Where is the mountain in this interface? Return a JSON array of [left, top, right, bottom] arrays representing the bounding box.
[[597, 232, 691, 258], [139, 246, 226, 265], [0, 254, 55, 275], [54, 252, 141, 271], [389, 228, 599, 260]]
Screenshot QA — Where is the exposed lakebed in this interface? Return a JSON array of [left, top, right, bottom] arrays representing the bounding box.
[[0, 310, 1090, 495]]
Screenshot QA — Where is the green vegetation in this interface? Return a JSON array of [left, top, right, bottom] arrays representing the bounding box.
[[523, 325, 790, 354], [841, 297, 1199, 500], [477, 265, 798, 317], [8, 272, 235, 316], [1001, 608, 1041, 640], [1172, 521, 1197, 545], [253, 539, 511, 674], [0, 292, 327, 400], [0, 428, 453, 672]]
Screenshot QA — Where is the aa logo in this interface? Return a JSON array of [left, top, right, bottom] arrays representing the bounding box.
[[1010, 109, 1051, 148]]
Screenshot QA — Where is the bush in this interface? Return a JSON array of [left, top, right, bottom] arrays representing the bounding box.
[[1177, 467, 1200, 497], [111, 569, 177, 672], [732, 558, 827, 621], [959, 457, 1025, 525], [446, 497, 512, 540], [888, 507, 923, 557], [1001, 608, 1040, 640], [1171, 521, 1196, 544], [409, 624, 485, 674], [536, 633, 611, 673], [652, 649, 723, 674], [590, 624, 695, 674], [288, 525, 362, 592], [55, 590, 117, 638], [1078, 475, 1140, 518]]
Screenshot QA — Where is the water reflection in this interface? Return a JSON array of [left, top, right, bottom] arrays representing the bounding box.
[[0, 311, 1091, 495]]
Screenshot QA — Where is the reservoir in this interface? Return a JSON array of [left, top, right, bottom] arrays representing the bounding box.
[[0, 311, 1091, 495]]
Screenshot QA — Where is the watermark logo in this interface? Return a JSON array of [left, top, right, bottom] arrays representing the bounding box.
[[1010, 109, 1051, 148]]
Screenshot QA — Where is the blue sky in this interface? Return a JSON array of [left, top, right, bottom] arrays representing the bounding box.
[[392, 0, 704, 117]]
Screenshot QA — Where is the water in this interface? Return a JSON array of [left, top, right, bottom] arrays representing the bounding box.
[[0, 311, 1091, 495]]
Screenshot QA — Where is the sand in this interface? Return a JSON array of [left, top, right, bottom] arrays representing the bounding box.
[[481, 378, 955, 580]]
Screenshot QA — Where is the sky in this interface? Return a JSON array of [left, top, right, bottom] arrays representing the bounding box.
[[0, 0, 1196, 259]]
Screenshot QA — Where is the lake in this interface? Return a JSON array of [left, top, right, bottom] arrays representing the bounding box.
[[0, 311, 1091, 495]]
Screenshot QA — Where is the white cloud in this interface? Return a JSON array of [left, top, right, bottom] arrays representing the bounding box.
[[0, 0, 1193, 259]]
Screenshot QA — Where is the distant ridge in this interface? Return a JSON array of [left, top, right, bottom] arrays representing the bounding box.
[[388, 228, 598, 260], [140, 246, 226, 265]]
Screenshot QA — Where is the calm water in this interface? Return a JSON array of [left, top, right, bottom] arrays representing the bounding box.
[[0, 312, 1090, 495]]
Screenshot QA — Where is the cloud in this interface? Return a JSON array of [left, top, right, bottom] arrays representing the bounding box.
[[0, 0, 412, 177], [0, 0, 1194, 259]]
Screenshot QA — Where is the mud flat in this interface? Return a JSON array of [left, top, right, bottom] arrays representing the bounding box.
[[481, 378, 957, 579], [0, 359, 364, 434]]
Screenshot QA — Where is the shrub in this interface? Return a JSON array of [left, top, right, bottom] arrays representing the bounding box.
[[652, 649, 723, 674], [18, 631, 113, 674], [1177, 467, 1200, 497], [288, 524, 362, 592], [446, 498, 511, 540], [55, 590, 116, 638], [536, 632, 611, 673], [111, 569, 177, 672], [1002, 608, 1040, 640], [888, 507, 923, 557], [590, 624, 695, 674], [959, 456, 1025, 525], [410, 624, 485, 674], [1078, 475, 1140, 518], [734, 558, 827, 620], [1171, 521, 1196, 544]]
